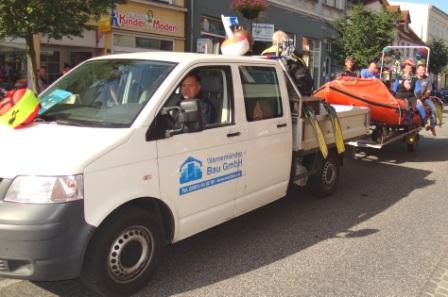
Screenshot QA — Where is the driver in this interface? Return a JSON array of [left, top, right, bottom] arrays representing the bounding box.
[[179, 73, 215, 125]]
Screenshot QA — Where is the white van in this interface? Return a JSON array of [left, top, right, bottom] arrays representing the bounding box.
[[0, 53, 369, 296]]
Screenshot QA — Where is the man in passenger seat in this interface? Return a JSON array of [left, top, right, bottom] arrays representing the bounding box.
[[180, 73, 216, 125]]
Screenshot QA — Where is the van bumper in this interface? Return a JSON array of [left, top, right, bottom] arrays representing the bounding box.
[[0, 199, 95, 281]]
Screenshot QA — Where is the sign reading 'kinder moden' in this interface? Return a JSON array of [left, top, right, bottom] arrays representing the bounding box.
[[111, 4, 183, 37]]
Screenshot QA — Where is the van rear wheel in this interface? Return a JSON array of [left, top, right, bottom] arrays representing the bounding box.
[[81, 207, 163, 297], [307, 152, 340, 198]]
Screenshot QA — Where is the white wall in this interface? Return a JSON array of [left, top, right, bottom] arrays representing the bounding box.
[[41, 29, 104, 48]]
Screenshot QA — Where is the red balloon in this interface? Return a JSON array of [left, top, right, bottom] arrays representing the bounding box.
[[11, 88, 27, 104], [0, 97, 13, 116]]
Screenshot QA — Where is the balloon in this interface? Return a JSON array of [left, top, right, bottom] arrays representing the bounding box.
[[221, 30, 251, 56], [0, 88, 40, 128], [417, 48, 427, 58]]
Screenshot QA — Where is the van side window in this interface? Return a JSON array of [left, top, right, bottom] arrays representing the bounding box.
[[148, 66, 234, 140], [239, 66, 283, 121], [165, 66, 234, 128], [196, 67, 234, 127]]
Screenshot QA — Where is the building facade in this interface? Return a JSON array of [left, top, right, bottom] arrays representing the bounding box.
[[108, 0, 186, 54], [188, 0, 350, 88], [0, 0, 187, 88]]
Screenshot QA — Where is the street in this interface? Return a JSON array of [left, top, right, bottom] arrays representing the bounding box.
[[1, 109, 448, 297]]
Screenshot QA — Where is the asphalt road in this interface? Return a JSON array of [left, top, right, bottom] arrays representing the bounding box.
[[1, 108, 448, 297]]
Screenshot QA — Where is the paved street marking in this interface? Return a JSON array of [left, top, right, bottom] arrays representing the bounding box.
[[421, 250, 448, 297]]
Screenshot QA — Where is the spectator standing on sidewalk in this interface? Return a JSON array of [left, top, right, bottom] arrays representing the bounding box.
[[37, 67, 48, 93]]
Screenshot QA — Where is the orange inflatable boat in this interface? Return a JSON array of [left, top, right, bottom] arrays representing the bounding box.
[[314, 78, 421, 127]]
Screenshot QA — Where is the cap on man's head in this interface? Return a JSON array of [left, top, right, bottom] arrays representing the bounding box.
[[416, 61, 426, 67]]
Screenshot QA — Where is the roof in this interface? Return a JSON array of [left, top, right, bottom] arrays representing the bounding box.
[[398, 26, 425, 45], [89, 52, 278, 65], [359, 0, 390, 8], [400, 9, 411, 23], [387, 4, 400, 12]]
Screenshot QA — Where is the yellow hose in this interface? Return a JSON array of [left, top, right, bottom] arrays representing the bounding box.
[[305, 107, 328, 159]]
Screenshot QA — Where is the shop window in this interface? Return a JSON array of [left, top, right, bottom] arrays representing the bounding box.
[[136, 37, 173, 51], [113, 34, 135, 48], [0, 49, 27, 90], [200, 16, 226, 38], [40, 51, 60, 84], [113, 34, 173, 51], [239, 66, 283, 122], [199, 16, 226, 54]]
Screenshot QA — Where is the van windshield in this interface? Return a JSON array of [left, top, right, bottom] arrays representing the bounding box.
[[39, 59, 176, 128]]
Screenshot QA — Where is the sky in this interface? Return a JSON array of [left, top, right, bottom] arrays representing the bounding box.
[[392, 0, 448, 14]]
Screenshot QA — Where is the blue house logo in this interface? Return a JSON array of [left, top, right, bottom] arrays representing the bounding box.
[[179, 157, 203, 184]]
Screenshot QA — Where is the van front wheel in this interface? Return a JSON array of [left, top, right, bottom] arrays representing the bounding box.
[[81, 207, 163, 297]]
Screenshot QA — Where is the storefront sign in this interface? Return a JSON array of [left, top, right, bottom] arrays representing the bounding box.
[[111, 3, 184, 38], [252, 23, 274, 42]]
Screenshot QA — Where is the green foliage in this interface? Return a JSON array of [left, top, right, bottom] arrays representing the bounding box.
[[330, 5, 400, 68], [0, 0, 121, 39], [428, 39, 448, 75], [0, 0, 123, 92]]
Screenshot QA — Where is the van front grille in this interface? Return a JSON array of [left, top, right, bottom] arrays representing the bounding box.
[[0, 259, 9, 272]]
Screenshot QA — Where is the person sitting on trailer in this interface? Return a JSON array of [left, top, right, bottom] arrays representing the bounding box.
[[360, 62, 380, 79], [391, 59, 425, 126], [338, 56, 359, 78], [415, 63, 437, 136]]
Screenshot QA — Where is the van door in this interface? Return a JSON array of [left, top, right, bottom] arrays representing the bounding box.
[[152, 65, 244, 240], [235, 65, 292, 215]]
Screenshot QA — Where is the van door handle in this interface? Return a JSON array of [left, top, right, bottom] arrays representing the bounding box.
[[277, 123, 287, 128], [227, 132, 241, 138]]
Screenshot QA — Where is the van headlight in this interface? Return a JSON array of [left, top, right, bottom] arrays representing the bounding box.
[[5, 175, 84, 204]]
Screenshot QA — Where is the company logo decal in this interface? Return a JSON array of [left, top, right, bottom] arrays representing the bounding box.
[[111, 8, 177, 33], [180, 157, 203, 184], [179, 152, 243, 196]]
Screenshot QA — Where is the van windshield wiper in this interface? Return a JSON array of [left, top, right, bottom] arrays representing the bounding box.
[[34, 114, 58, 123]]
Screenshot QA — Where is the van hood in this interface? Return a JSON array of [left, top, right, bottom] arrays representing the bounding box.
[[0, 123, 131, 178]]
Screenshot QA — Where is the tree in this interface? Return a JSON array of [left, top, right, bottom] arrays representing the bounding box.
[[0, 0, 123, 93], [330, 5, 400, 68], [428, 39, 448, 75]]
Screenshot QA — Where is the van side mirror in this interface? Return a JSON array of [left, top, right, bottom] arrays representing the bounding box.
[[161, 99, 203, 138], [179, 99, 203, 127]]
